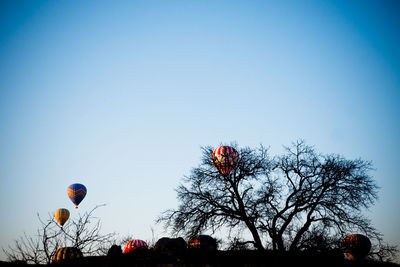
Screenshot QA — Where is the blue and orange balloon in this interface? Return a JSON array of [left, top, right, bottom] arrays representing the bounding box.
[[67, 183, 87, 208]]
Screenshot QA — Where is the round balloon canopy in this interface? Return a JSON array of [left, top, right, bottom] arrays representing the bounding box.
[[67, 183, 87, 208], [342, 234, 371, 260], [188, 235, 217, 250], [54, 208, 70, 226], [124, 240, 148, 253], [211, 146, 239, 176], [52, 247, 83, 263]]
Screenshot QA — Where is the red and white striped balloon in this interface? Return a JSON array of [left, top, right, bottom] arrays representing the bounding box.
[[211, 146, 239, 176], [123, 239, 148, 253]]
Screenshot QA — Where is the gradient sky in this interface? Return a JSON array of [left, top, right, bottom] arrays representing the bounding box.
[[1, 0, 399, 261]]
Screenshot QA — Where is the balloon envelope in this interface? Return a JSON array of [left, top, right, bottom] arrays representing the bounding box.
[[67, 183, 87, 208], [211, 146, 239, 176], [54, 208, 70, 226], [188, 235, 217, 250], [124, 240, 148, 253], [342, 234, 371, 260], [52, 247, 83, 263]]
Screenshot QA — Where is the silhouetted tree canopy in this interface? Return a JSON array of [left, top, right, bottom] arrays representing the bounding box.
[[158, 140, 387, 255]]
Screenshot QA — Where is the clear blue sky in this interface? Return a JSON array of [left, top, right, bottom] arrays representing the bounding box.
[[1, 0, 399, 260]]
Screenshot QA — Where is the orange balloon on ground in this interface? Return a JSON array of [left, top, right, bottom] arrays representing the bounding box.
[[342, 234, 371, 260], [52, 247, 83, 262]]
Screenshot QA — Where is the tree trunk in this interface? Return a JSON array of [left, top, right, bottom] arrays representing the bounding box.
[[289, 218, 312, 251], [245, 220, 264, 250], [229, 178, 264, 250]]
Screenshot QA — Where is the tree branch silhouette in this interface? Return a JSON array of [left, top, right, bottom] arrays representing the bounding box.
[[158, 140, 396, 260], [2, 204, 115, 264]]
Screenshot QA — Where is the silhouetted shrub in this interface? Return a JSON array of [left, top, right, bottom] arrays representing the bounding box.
[[154, 237, 187, 256], [106, 244, 122, 258]]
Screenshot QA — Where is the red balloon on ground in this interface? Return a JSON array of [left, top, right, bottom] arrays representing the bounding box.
[[124, 240, 148, 253]]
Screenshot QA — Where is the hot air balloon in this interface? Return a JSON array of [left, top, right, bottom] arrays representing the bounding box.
[[67, 183, 87, 208], [211, 146, 239, 176], [54, 208, 70, 226], [342, 234, 371, 260], [52, 247, 83, 263], [188, 235, 217, 250], [123, 240, 148, 253]]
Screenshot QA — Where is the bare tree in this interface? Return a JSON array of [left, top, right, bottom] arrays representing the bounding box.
[[368, 234, 399, 262], [262, 141, 380, 251], [62, 205, 116, 255], [158, 143, 272, 250], [158, 140, 396, 261], [3, 205, 115, 264], [3, 214, 64, 264]]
